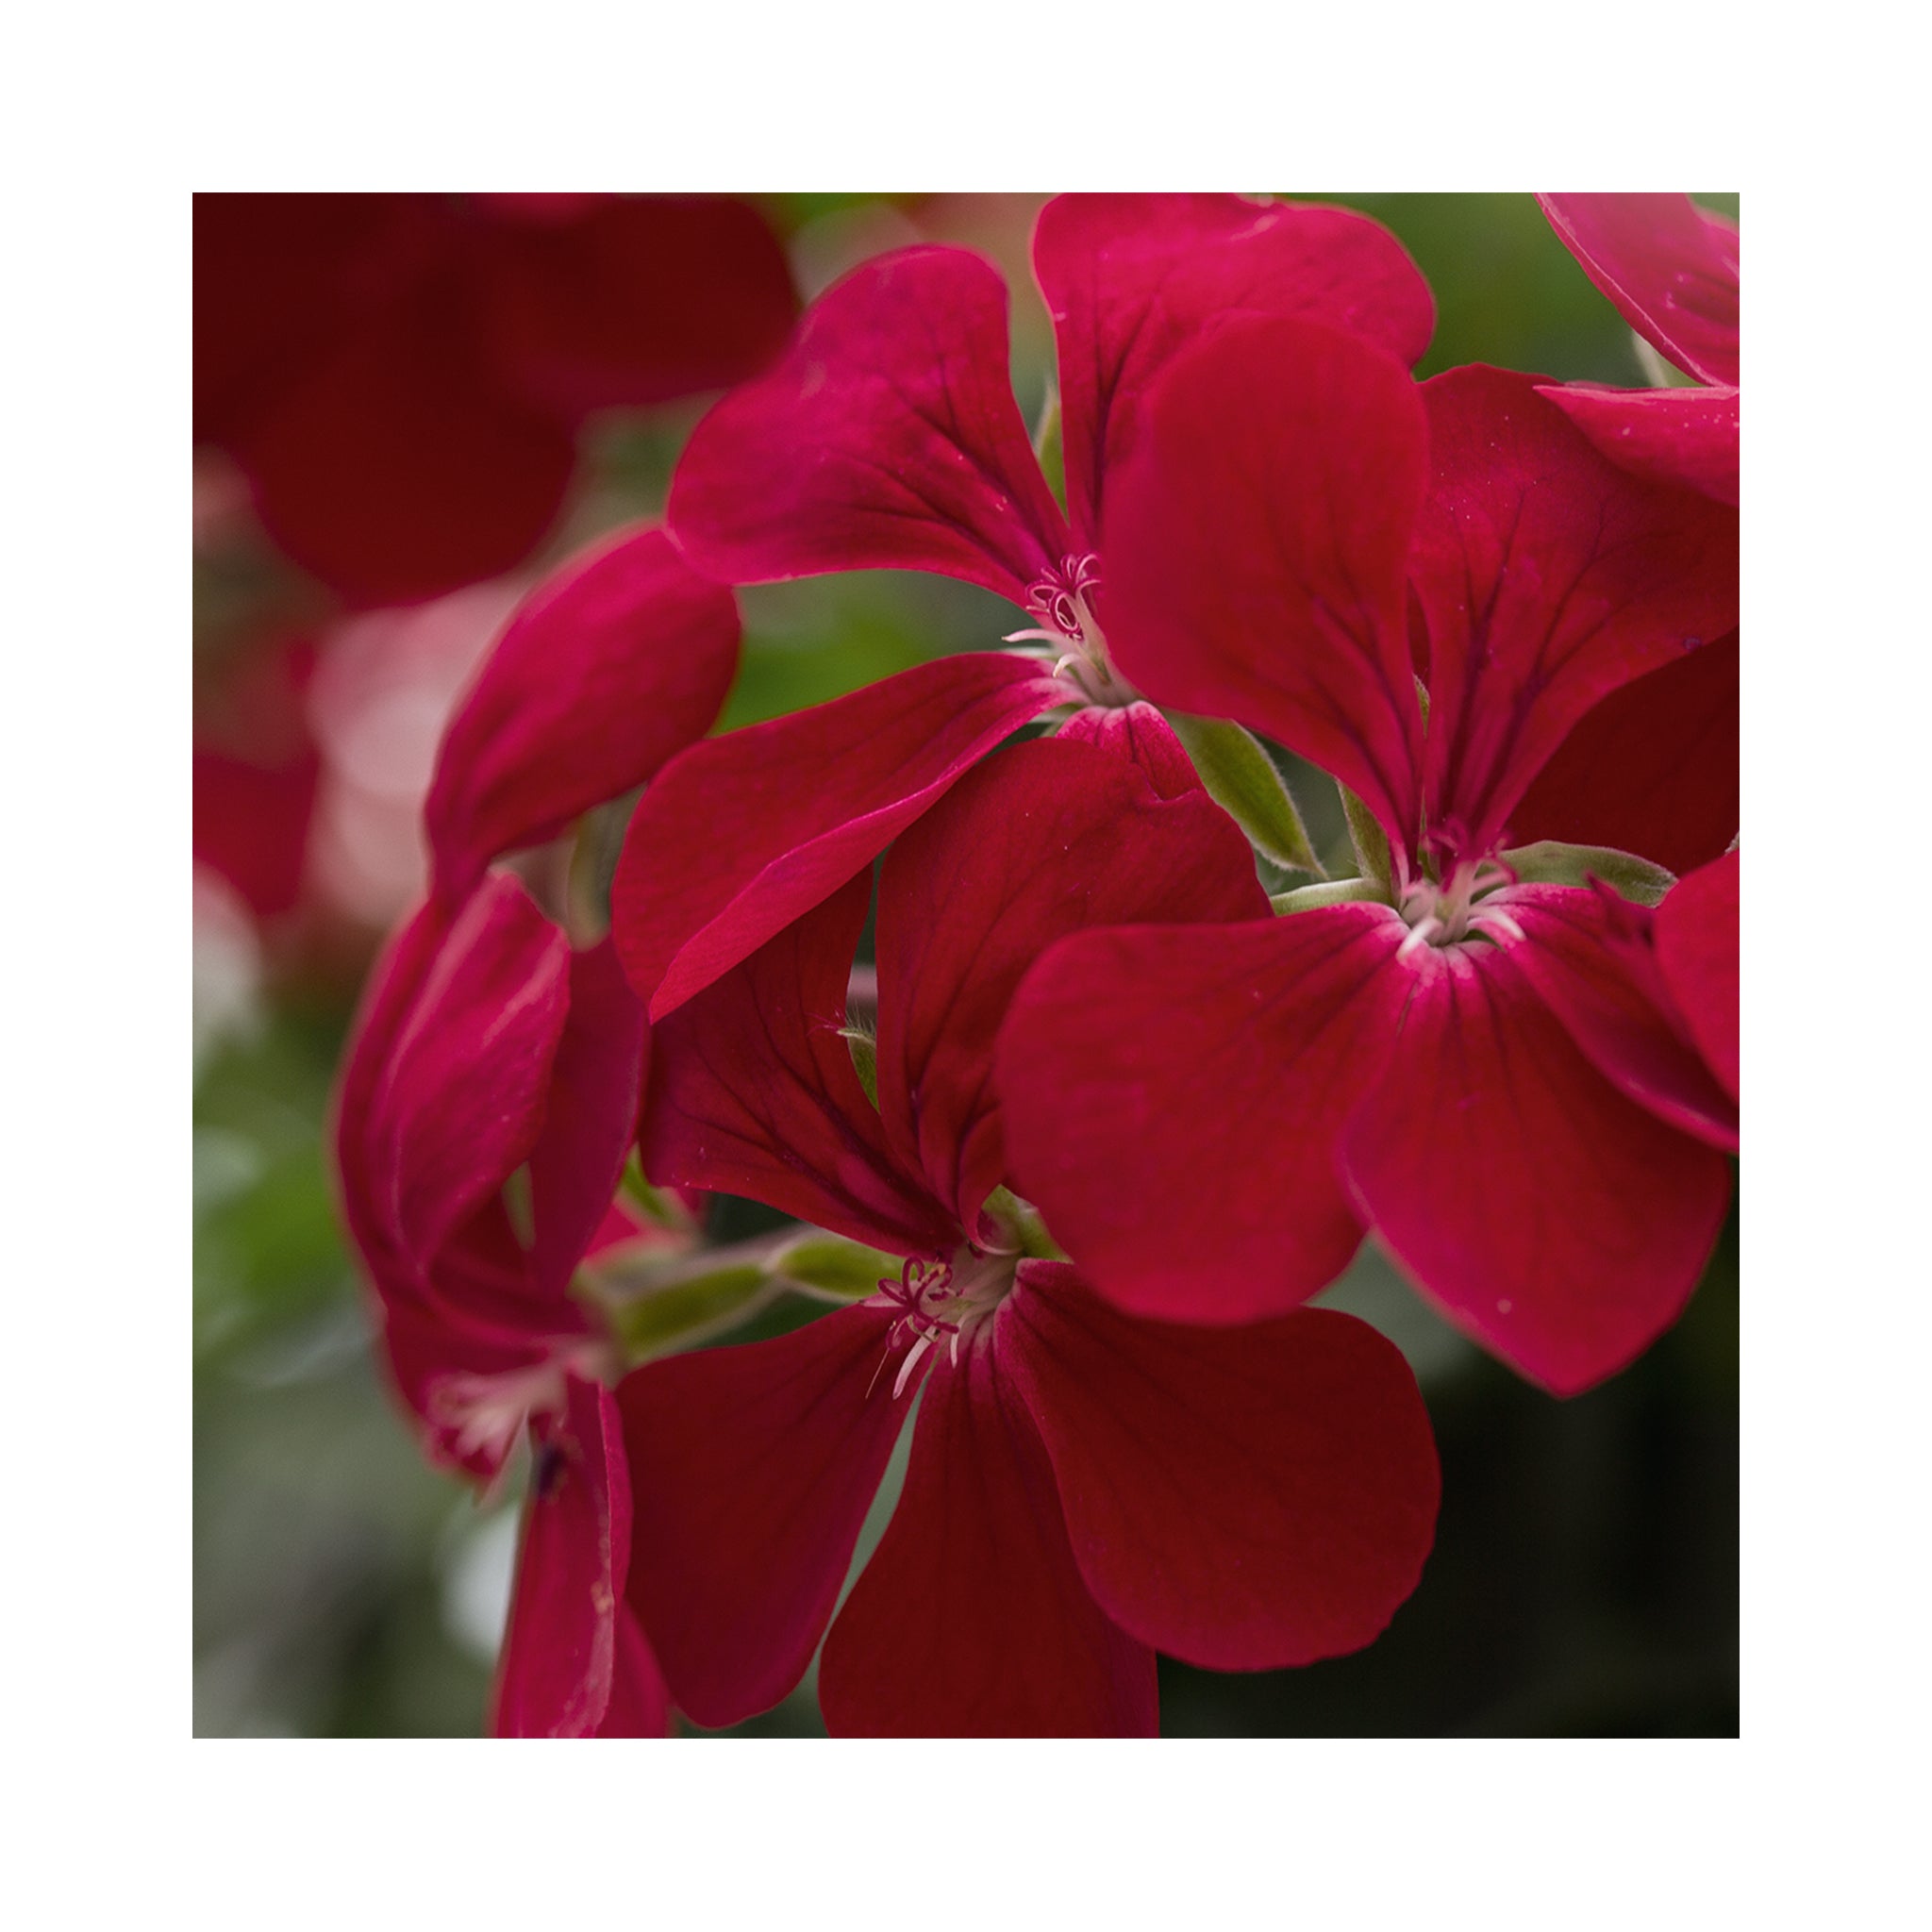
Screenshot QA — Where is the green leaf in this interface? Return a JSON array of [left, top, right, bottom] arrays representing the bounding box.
[[1501, 840, 1676, 906], [1164, 713, 1324, 875], [841, 1025, 879, 1109], [1338, 782, 1394, 897], [774, 1232, 900, 1302], [1271, 877, 1392, 915], [618, 1156, 697, 1234], [602, 1261, 781, 1363]]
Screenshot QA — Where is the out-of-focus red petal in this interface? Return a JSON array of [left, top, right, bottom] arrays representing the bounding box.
[[1507, 631, 1738, 874], [192, 746, 320, 920], [233, 299, 577, 608], [611, 654, 1068, 1020], [425, 525, 740, 903], [1415, 366, 1739, 858], [1004, 1265, 1439, 1670], [1054, 700, 1203, 798], [667, 246, 1069, 604], [596, 1607, 675, 1737], [478, 194, 798, 417], [527, 940, 648, 1296], [1538, 194, 1739, 387], [874, 738, 1267, 1234], [640, 871, 956, 1257], [819, 1333, 1157, 1737], [997, 905, 1408, 1324], [369, 875, 571, 1270], [617, 1304, 908, 1729], [1506, 885, 1738, 1151], [1537, 381, 1739, 508], [1101, 318, 1428, 858], [1034, 193, 1433, 544], [1341, 941, 1733, 1395], [1656, 849, 1740, 1103], [491, 1375, 637, 1738]]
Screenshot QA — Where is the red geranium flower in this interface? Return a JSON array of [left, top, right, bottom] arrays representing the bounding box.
[[195, 193, 798, 606], [607, 192, 1435, 1018], [334, 870, 672, 1736], [1534, 193, 1740, 507], [992, 318, 1739, 1393], [617, 740, 1441, 1735]]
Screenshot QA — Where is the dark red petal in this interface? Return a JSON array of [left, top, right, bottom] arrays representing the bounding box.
[[192, 746, 320, 920], [491, 1375, 634, 1738], [1537, 380, 1739, 508], [1054, 700, 1203, 799], [611, 654, 1068, 1019], [595, 1607, 675, 1738], [618, 1304, 908, 1729], [478, 194, 798, 417], [1538, 194, 1740, 387], [1341, 941, 1733, 1395], [667, 246, 1069, 604], [1034, 193, 1433, 544], [527, 940, 649, 1295], [1656, 850, 1740, 1103], [370, 875, 571, 1270], [1414, 366, 1739, 857], [819, 1335, 1158, 1737], [1507, 631, 1738, 875], [1507, 886, 1738, 1151], [640, 871, 956, 1256], [1101, 317, 1427, 859], [232, 303, 578, 608], [874, 738, 1268, 1232], [997, 906, 1408, 1324], [425, 525, 740, 903], [1003, 1265, 1439, 1670]]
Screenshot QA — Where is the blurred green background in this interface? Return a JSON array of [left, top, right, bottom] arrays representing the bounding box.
[[193, 192, 1738, 1737]]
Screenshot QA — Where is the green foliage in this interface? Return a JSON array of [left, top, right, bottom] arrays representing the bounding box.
[[1165, 711, 1324, 875]]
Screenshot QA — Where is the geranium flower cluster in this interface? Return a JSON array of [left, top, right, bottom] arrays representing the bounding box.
[[331, 192, 1739, 1736]]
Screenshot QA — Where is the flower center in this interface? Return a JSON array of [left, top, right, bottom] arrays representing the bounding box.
[[871, 1244, 1017, 1398], [1003, 553, 1139, 708], [1396, 855, 1524, 958]]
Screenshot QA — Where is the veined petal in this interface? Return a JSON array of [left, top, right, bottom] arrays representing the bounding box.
[[425, 525, 740, 903], [874, 739, 1268, 1233], [1505, 884, 1738, 1151], [640, 871, 956, 1257], [819, 1332, 1158, 1737], [1415, 366, 1739, 858], [478, 193, 798, 417], [1055, 700, 1203, 799], [1656, 850, 1740, 1104], [1101, 317, 1428, 861], [610, 653, 1068, 1019], [491, 1375, 642, 1738], [368, 875, 571, 1272], [1003, 1265, 1439, 1670], [1537, 381, 1739, 508], [527, 939, 648, 1296], [1508, 630, 1738, 876], [617, 1304, 908, 1729], [667, 246, 1069, 603], [1539, 194, 1739, 388], [996, 906, 1410, 1324], [1033, 193, 1434, 544], [1341, 941, 1733, 1395]]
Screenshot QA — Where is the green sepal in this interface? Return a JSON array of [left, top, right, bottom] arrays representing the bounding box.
[[618, 1155, 698, 1234], [981, 1185, 1068, 1261], [1033, 383, 1066, 513], [1272, 877, 1392, 915], [597, 1257, 782, 1364], [1163, 713, 1324, 876], [841, 1025, 879, 1109], [1338, 783, 1394, 898], [774, 1232, 900, 1303], [1502, 840, 1676, 906]]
